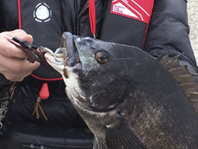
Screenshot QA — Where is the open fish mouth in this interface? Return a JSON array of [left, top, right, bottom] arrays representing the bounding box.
[[45, 33, 82, 80], [46, 31, 80, 63], [45, 53, 64, 63]]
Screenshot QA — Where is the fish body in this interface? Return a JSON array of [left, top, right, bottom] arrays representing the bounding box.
[[45, 32, 198, 149]]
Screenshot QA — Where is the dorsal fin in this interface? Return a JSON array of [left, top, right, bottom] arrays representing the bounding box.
[[158, 52, 198, 113]]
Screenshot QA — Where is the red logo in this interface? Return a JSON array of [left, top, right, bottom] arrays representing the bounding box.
[[111, 0, 154, 23]]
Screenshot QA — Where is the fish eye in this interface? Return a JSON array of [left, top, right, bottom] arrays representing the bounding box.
[[95, 51, 109, 64]]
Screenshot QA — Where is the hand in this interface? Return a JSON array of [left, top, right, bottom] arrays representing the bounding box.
[[0, 29, 40, 82]]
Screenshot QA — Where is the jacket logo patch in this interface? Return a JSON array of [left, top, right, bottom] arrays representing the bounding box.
[[33, 2, 52, 23], [111, 0, 154, 23]]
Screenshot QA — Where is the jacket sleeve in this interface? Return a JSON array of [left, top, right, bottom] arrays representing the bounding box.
[[143, 0, 198, 73], [0, 74, 12, 87]]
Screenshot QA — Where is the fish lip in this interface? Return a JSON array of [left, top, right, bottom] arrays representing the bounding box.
[[44, 53, 64, 65], [63, 32, 81, 67], [67, 43, 80, 67]]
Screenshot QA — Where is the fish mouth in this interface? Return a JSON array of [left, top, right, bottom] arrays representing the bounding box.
[[45, 32, 82, 78], [45, 53, 64, 63], [46, 32, 80, 65], [54, 32, 80, 67]]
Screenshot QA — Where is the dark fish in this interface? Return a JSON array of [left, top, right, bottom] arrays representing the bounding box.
[[45, 32, 198, 149]]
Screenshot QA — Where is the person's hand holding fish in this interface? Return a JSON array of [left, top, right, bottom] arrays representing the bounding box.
[[0, 29, 40, 82]]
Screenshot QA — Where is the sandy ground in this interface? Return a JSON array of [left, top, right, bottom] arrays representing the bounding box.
[[188, 0, 198, 64]]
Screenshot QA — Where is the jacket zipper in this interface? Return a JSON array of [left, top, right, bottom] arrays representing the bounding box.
[[76, 0, 98, 35]]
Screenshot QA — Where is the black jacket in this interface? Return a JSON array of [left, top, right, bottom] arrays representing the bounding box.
[[0, 0, 197, 126]]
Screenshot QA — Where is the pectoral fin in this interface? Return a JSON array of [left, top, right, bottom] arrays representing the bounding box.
[[105, 112, 147, 149], [93, 137, 109, 149]]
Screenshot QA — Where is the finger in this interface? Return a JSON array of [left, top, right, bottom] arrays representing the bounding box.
[[2, 70, 32, 82], [0, 54, 40, 74], [3, 29, 33, 44], [0, 29, 33, 58], [10, 29, 33, 44], [0, 37, 28, 58]]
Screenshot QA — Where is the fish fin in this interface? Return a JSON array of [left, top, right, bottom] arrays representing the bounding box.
[[93, 137, 108, 149], [105, 112, 147, 149], [158, 53, 198, 113]]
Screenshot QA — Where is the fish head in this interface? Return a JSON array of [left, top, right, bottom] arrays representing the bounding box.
[[45, 32, 147, 113], [45, 32, 149, 144]]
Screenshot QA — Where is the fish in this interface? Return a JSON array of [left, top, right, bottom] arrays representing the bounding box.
[[45, 32, 198, 149]]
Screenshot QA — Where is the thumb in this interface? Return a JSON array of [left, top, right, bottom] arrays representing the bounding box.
[[8, 29, 33, 44], [20, 34, 33, 44]]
